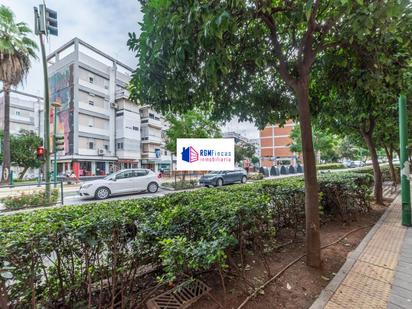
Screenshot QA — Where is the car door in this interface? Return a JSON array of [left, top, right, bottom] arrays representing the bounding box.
[[224, 170, 237, 184], [112, 170, 135, 194], [131, 169, 150, 191]]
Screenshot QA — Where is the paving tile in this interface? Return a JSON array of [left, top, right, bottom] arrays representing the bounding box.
[[395, 261, 412, 273], [393, 277, 412, 292], [315, 189, 408, 309], [389, 293, 412, 309], [399, 255, 412, 264], [387, 302, 407, 309], [394, 271, 412, 284], [350, 260, 395, 283], [391, 285, 412, 299]]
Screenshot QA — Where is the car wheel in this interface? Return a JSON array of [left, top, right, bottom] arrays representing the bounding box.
[[147, 182, 159, 193], [95, 187, 110, 200], [216, 178, 223, 187], [241, 175, 247, 184]]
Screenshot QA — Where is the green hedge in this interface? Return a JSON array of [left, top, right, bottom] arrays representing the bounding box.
[[317, 163, 345, 170], [0, 172, 372, 307], [352, 164, 399, 182], [1, 189, 59, 210], [161, 179, 199, 190]]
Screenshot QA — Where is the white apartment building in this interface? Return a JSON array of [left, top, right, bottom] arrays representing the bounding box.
[[0, 89, 43, 136], [47, 38, 172, 177]]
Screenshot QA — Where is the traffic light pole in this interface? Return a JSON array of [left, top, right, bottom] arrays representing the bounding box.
[[53, 104, 57, 187], [39, 33, 51, 200], [399, 94, 411, 226]]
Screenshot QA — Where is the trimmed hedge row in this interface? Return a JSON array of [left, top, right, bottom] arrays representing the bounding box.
[[0, 172, 372, 307], [1, 189, 59, 210], [317, 163, 346, 170], [352, 164, 399, 182]]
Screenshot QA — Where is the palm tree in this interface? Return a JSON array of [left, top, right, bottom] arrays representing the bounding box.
[[0, 5, 37, 183]]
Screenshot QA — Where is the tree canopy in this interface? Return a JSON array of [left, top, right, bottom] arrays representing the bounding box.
[[289, 125, 340, 162], [164, 110, 221, 155], [128, 0, 409, 267]]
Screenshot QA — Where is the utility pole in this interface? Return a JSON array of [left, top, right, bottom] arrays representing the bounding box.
[[34, 4, 58, 200], [52, 101, 63, 186], [399, 94, 411, 226]]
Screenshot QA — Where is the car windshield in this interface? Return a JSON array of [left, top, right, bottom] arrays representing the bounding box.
[[104, 172, 117, 180]]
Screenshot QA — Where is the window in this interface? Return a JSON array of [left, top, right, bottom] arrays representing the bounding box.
[[88, 142, 94, 149], [88, 119, 94, 127], [104, 144, 109, 151], [89, 100, 94, 106], [164, 150, 168, 155], [133, 126, 139, 131], [117, 142, 124, 150], [15, 111, 21, 116], [134, 170, 148, 177], [116, 111, 124, 117], [149, 113, 155, 119], [116, 171, 133, 179], [89, 76, 94, 84]]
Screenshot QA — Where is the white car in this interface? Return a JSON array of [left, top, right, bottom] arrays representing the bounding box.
[[79, 169, 159, 200]]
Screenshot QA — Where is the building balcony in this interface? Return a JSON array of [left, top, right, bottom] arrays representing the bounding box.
[[115, 89, 130, 100], [140, 117, 162, 129], [11, 114, 34, 125], [79, 78, 109, 96], [79, 125, 110, 137], [141, 135, 162, 144], [79, 101, 108, 115]]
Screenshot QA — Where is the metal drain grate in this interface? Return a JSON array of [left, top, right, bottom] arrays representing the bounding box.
[[147, 279, 211, 309]]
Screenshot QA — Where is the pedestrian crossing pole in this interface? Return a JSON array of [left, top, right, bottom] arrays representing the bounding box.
[[399, 94, 411, 226]]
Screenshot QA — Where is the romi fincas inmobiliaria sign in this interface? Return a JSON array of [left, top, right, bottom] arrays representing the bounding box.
[[176, 138, 235, 171]]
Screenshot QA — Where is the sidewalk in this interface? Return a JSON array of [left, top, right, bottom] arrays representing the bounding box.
[[311, 188, 412, 309]]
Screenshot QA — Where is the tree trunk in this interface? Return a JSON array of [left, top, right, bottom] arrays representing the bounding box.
[[296, 80, 321, 268], [362, 131, 383, 204], [1, 83, 11, 184], [383, 143, 398, 185], [0, 278, 8, 309]]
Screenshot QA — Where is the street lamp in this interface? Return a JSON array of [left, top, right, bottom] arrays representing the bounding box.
[[51, 100, 61, 187]]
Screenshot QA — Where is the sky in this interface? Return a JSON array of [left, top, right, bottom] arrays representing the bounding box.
[[2, 0, 259, 138]]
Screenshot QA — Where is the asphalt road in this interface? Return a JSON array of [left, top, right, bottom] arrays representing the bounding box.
[[63, 187, 172, 205]]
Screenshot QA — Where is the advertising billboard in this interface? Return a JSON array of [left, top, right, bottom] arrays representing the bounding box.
[[176, 138, 235, 171]]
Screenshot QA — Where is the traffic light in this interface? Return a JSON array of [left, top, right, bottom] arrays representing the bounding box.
[[39, 5, 58, 36], [55, 135, 65, 152], [37, 146, 45, 161]]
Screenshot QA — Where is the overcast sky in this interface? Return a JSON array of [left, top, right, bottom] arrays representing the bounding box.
[[2, 0, 258, 138]]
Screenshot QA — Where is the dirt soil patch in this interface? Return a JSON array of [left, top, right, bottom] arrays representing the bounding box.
[[193, 203, 386, 309]]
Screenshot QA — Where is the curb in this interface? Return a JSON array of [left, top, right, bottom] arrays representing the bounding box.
[[309, 199, 396, 309]]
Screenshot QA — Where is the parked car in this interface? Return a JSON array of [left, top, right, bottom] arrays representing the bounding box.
[[199, 168, 247, 187], [79, 169, 159, 200], [342, 160, 353, 168], [351, 160, 366, 168]]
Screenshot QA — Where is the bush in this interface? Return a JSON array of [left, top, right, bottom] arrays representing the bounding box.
[[0, 173, 372, 307], [162, 179, 199, 190], [352, 164, 400, 182], [248, 172, 264, 180], [317, 163, 345, 170], [1, 189, 59, 210]]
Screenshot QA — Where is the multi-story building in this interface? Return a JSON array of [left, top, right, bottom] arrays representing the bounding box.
[[0, 89, 43, 136], [47, 38, 172, 177], [259, 120, 298, 167]]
